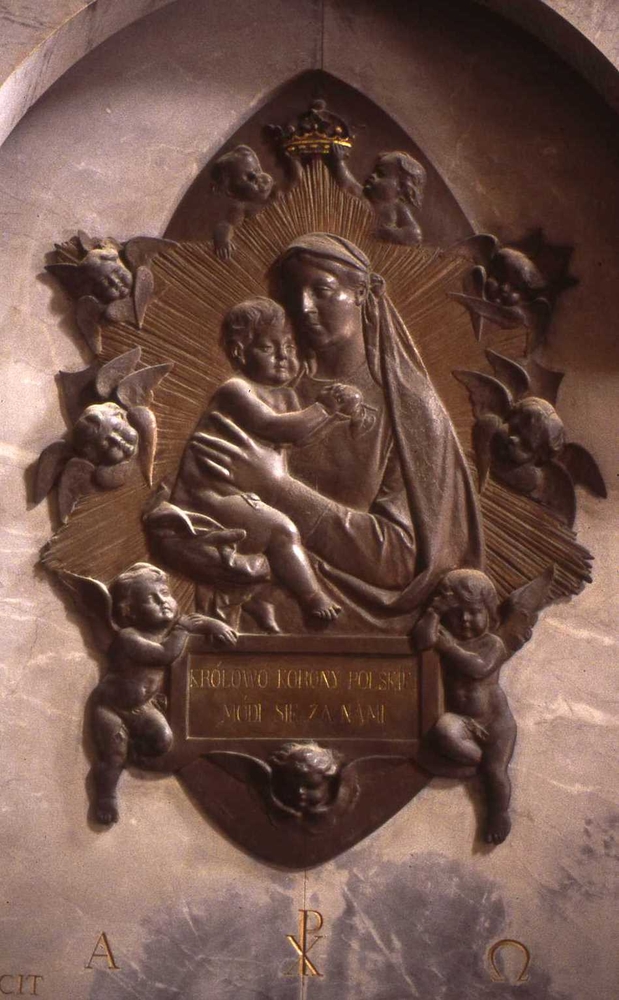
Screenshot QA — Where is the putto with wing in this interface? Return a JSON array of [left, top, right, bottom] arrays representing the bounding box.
[[46, 230, 175, 353], [414, 566, 554, 844], [62, 563, 237, 826], [34, 347, 172, 522], [454, 349, 606, 526]]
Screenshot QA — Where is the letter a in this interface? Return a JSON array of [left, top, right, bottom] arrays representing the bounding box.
[[85, 932, 119, 970]]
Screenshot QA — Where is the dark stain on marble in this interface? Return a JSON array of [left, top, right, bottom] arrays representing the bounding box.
[[306, 852, 569, 999]]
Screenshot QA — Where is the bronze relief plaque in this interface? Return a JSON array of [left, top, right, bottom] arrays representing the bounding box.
[[36, 73, 604, 868]]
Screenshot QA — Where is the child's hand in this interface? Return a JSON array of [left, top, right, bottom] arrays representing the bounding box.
[[317, 383, 363, 416], [208, 620, 238, 646], [436, 626, 455, 651], [185, 614, 238, 646], [413, 609, 440, 650]]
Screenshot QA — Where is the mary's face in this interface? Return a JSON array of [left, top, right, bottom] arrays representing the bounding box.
[[281, 256, 364, 352]]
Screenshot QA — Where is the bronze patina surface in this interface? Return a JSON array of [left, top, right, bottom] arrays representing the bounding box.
[[37, 74, 604, 867]]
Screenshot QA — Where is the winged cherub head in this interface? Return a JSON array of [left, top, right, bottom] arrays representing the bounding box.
[[72, 401, 139, 466], [495, 396, 566, 467], [81, 244, 133, 303], [268, 742, 341, 817]]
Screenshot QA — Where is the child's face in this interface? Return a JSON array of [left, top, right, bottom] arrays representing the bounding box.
[[73, 402, 138, 466], [225, 151, 273, 204], [363, 155, 401, 204], [241, 323, 300, 385], [441, 600, 489, 640], [274, 761, 332, 813], [85, 250, 133, 302], [128, 577, 178, 629]]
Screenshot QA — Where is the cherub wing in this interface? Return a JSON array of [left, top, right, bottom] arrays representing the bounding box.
[[204, 751, 272, 794], [532, 461, 577, 527], [104, 296, 137, 326], [341, 754, 410, 777], [75, 296, 106, 354], [485, 350, 530, 402], [558, 443, 607, 498], [60, 570, 117, 648], [126, 405, 157, 486], [45, 262, 88, 299], [132, 266, 155, 328], [452, 369, 513, 420], [497, 566, 555, 655], [115, 363, 173, 409], [58, 363, 99, 424], [471, 413, 502, 492], [57, 457, 95, 523], [94, 347, 141, 399], [452, 233, 499, 265], [462, 265, 487, 340], [449, 292, 528, 330], [122, 237, 176, 271], [33, 440, 72, 503]]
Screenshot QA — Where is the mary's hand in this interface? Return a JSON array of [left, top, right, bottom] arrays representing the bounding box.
[[190, 412, 287, 499]]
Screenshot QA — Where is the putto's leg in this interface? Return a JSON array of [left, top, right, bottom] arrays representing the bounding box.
[[432, 713, 485, 765], [130, 705, 173, 762], [481, 721, 517, 845], [91, 704, 129, 825]]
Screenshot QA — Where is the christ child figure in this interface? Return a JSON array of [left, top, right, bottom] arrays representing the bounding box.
[[182, 297, 365, 626], [91, 562, 236, 825]]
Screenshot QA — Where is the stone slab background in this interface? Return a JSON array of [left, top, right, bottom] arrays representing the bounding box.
[[0, 1, 617, 998]]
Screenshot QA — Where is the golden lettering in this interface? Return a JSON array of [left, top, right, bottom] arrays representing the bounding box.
[[285, 910, 324, 977], [0, 975, 43, 997], [347, 668, 409, 692], [275, 703, 298, 722], [222, 699, 262, 723], [189, 668, 203, 688], [85, 932, 119, 970], [488, 939, 530, 983]]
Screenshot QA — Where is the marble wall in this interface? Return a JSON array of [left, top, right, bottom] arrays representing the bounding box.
[[0, 1, 616, 997]]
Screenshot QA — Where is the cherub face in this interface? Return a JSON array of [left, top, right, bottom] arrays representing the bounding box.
[[485, 248, 546, 307], [495, 400, 564, 467], [363, 154, 401, 204], [73, 402, 138, 466], [84, 249, 133, 302], [272, 761, 333, 814], [127, 577, 178, 629], [239, 323, 300, 386], [441, 601, 489, 640], [223, 151, 273, 204]]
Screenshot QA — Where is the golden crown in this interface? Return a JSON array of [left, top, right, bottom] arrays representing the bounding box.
[[270, 100, 353, 157]]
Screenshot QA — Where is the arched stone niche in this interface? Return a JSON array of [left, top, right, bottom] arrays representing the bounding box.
[[0, 1, 616, 997]]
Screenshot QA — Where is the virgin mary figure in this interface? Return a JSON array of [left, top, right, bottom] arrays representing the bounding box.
[[148, 233, 484, 632]]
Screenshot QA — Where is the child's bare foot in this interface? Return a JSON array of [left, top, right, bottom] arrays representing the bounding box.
[[244, 598, 281, 634], [485, 809, 511, 845], [304, 592, 341, 622], [95, 795, 119, 826]]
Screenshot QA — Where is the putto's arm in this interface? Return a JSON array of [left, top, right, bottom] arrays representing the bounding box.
[[214, 379, 333, 444], [113, 626, 188, 666], [439, 633, 506, 678]]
